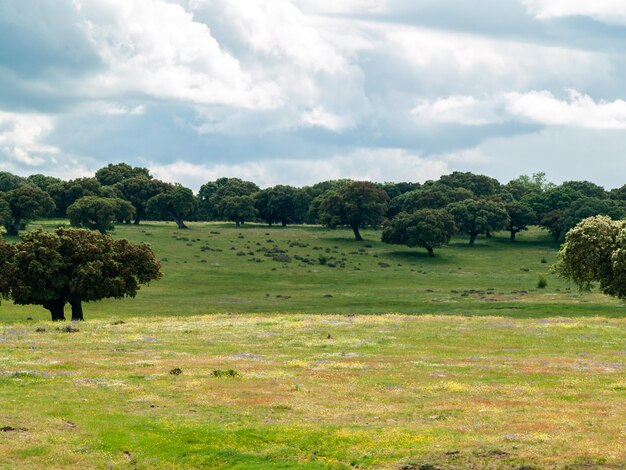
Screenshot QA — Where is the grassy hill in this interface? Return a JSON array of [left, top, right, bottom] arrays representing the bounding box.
[[1, 221, 622, 322]]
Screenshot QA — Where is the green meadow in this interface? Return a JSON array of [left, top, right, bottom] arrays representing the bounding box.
[[1, 222, 625, 468]]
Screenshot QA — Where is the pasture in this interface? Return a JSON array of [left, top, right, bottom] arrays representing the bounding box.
[[0, 222, 624, 468]]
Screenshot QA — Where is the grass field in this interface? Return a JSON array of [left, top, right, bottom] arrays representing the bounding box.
[[1, 314, 624, 469], [0, 221, 623, 322], [0, 222, 624, 468]]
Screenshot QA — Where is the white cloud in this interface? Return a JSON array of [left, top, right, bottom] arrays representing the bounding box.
[[150, 148, 449, 190], [0, 111, 59, 166], [412, 89, 626, 130], [524, 0, 626, 25], [74, 0, 281, 109], [300, 106, 353, 131], [291, 0, 388, 15]]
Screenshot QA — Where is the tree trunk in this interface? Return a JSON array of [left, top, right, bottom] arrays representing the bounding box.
[[510, 230, 517, 242], [43, 300, 66, 321], [70, 300, 84, 321], [486, 230, 493, 238], [281, 220, 287, 227], [469, 232, 478, 245], [425, 245, 435, 257], [170, 213, 188, 229], [351, 224, 363, 241], [6, 219, 19, 236], [235, 220, 240, 227], [133, 213, 141, 225]]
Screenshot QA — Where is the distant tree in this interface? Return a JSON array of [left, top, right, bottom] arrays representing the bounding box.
[[48, 178, 102, 217], [505, 201, 537, 241], [609, 184, 626, 202], [447, 199, 509, 245], [391, 186, 473, 217], [540, 209, 565, 243], [0, 186, 55, 235], [115, 177, 170, 224], [0, 198, 11, 234], [438, 171, 501, 197], [199, 177, 260, 221], [0, 172, 27, 193], [380, 182, 421, 201], [561, 180, 607, 199], [217, 195, 258, 227], [26, 174, 64, 193], [67, 196, 136, 233], [559, 198, 623, 240], [146, 184, 197, 229], [505, 172, 554, 200], [254, 185, 308, 226], [2, 228, 161, 321], [525, 185, 584, 221], [318, 181, 389, 241], [382, 209, 456, 257], [95, 163, 151, 186], [554, 216, 626, 299], [302, 179, 352, 224], [0, 237, 13, 296]]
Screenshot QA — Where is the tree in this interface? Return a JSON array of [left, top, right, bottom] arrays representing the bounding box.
[[146, 184, 197, 229], [0, 237, 14, 296], [67, 196, 136, 234], [447, 199, 509, 245], [115, 177, 170, 224], [438, 171, 501, 197], [561, 180, 607, 199], [26, 174, 64, 193], [0, 172, 26, 192], [0, 186, 55, 235], [318, 181, 389, 241], [48, 178, 102, 217], [382, 209, 456, 257], [559, 198, 623, 240], [505, 172, 554, 200], [254, 185, 308, 226], [2, 228, 161, 321], [217, 195, 257, 227], [390, 186, 473, 217], [505, 201, 537, 241], [554, 216, 626, 299], [0, 198, 11, 234], [199, 178, 260, 221], [95, 163, 151, 186]]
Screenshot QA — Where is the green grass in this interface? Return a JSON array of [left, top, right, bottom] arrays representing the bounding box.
[[1, 221, 624, 468], [0, 221, 622, 322], [0, 315, 624, 468]]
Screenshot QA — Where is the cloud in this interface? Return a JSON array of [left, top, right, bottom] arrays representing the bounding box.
[[150, 148, 449, 190], [0, 111, 59, 166], [413, 89, 626, 130], [300, 107, 353, 131], [523, 0, 626, 25]]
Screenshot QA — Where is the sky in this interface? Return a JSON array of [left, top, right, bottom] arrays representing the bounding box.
[[1, 0, 626, 191]]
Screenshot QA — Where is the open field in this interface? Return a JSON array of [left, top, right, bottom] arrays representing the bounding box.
[[0, 221, 623, 322], [1, 222, 625, 468], [1, 314, 624, 469]]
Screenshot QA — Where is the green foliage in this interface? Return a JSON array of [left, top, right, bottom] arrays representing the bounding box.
[[26, 174, 63, 193], [67, 196, 135, 233], [95, 163, 151, 186], [3, 228, 161, 320], [505, 172, 554, 200], [438, 171, 501, 197], [505, 201, 537, 241], [389, 186, 472, 217], [0, 171, 27, 192], [447, 199, 509, 245], [217, 195, 257, 227], [48, 177, 102, 217], [115, 177, 171, 224], [555, 216, 626, 299], [199, 178, 259, 221], [254, 185, 309, 226], [146, 184, 197, 229], [382, 209, 456, 257], [537, 274, 548, 289], [318, 181, 389, 241], [0, 186, 55, 235]]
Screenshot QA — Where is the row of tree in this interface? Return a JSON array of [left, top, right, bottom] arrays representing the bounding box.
[[1, 165, 625, 251]]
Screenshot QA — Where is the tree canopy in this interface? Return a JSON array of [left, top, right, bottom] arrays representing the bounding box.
[[447, 199, 509, 245], [146, 184, 197, 229], [318, 181, 389, 241], [0, 186, 55, 235], [554, 216, 626, 299], [0, 228, 161, 321], [95, 163, 151, 186], [67, 196, 135, 233], [382, 209, 456, 257]]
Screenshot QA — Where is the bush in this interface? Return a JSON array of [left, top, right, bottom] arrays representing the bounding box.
[[537, 274, 548, 289]]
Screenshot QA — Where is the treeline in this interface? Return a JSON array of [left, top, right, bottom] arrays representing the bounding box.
[[1, 164, 625, 249]]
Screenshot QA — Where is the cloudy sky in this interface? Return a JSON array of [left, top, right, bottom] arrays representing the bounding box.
[[1, 0, 626, 190]]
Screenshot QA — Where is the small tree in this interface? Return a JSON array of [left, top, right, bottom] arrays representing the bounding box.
[[146, 185, 197, 229], [505, 201, 537, 241], [447, 199, 509, 245], [382, 209, 456, 257], [554, 216, 626, 299], [218, 195, 257, 227], [115, 177, 170, 224], [67, 196, 136, 233], [318, 181, 389, 241], [3, 228, 161, 321], [1, 186, 55, 235]]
